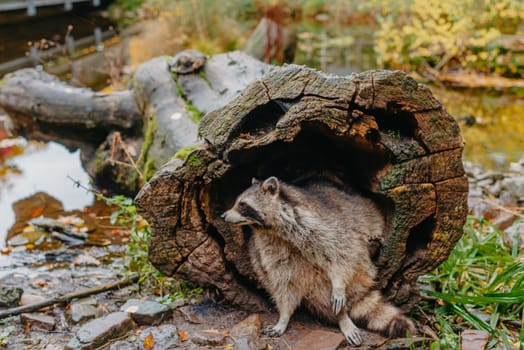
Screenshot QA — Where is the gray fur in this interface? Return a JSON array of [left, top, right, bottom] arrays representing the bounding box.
[[222, 177, 415, 345]]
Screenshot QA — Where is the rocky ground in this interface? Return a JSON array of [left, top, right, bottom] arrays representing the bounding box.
[[0, 159, 523, 350]]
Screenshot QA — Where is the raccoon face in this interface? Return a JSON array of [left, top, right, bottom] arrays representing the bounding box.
[[221, 177, 280, 227]]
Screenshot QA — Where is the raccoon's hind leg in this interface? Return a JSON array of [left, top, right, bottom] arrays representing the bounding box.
[[338, 311, 363, 346], [263, 286, 302, 337]]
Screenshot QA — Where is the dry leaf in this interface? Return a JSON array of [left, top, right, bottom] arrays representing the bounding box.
[[30, 207, 44, 217], [30, 279, 48, 288], [178, 330, 189, 342], [143, 332, 155, 350]]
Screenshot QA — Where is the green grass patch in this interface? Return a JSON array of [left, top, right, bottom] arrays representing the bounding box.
[[419, 216, 524, 349], [102, 194, 202, 298]]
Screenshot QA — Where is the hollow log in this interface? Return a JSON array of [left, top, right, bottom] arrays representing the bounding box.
[[135, 66, 469, 310]]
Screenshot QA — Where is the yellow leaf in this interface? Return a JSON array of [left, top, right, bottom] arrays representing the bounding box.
[[143, 332, 155, 350], [178, 330, 189, 342]]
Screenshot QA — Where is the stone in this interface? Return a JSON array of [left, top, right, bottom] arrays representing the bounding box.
[[291, 329, 345, 350], [19, 293, 46, 306], [178, 305, 204, 324], [120, 298, 171, 325], [139, 324, 179, 349], [229, 314, 261, 350], [67, 301, 98, 324], [191, 329, 226, 346], [109, 340, 139, 350], [0, 285, 23, 307], [505, 221, 524, 249], [65, 312, 135, 350], [461, 329, 489, 350], [502, 176, 524, 199], [20, 313, 56, 331]]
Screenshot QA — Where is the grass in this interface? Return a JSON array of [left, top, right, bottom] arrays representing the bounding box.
[[101, 194, 202, 299], [419, 215, 524, 349]]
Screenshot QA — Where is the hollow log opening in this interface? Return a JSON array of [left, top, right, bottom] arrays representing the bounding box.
[[135, 65, 468, 310]]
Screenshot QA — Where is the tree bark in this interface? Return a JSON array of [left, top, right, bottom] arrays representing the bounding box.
[[135, 66, 468, 309], [0, 51, 271, 194]]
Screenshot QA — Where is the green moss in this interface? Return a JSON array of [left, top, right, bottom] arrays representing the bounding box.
[[143, 158, 157, 181], [173, 145, 199, 160], [175, 80, 186, 100], [185, 151, 203, 167], [187, 103, 205, 124], [171, 73, 205, 124], [198, 70, 212, 88], [0, 79, 5, 88], [137, 115, 157, 174]]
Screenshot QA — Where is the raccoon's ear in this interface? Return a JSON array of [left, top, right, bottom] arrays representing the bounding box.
[[262, 176, 279, 196], [251, 178, 260, 185]]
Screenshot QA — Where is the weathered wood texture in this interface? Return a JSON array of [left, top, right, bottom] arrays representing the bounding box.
[[0, 51, 272, 194], [135, 66, 468, 309]]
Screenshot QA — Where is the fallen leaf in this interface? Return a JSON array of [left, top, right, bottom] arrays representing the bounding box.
[[461, 329, 489, 350], [30, 279, 48, 288], [178, 330, 189, 342], [0, 247, 12, 254], [143, 332, 155, 350], [30, 207, 44, 218], [224, 344, 233, 350]]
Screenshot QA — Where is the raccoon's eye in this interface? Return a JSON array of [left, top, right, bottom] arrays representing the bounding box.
[[238, 202, 249, 211]]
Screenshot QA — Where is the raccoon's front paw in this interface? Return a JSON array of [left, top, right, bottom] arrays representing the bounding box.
[[331, 289, 346, 315], [344, 328, 363, 346], [262, 324, 286, 337]]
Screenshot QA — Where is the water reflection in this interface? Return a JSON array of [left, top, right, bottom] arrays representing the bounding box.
[[0, 141, 93, 247]]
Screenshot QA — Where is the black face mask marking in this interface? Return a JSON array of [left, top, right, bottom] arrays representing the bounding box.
[[238, 202, 264, 225]]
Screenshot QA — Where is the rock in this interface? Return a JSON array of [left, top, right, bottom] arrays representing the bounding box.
[[461, 329, 489, 350], [492, 213, 518, 231], [471, 201, 497, 220], [505, 221, 524, 249], [19, 293, 46, 306], [229, 314, 261, 350], [502, 176, 524, 199], [178, 305, 204, 324], [0, 285, 23, 307], [168, 298, 187, 309], [291, 329, 345, 350], [65, 312, 135, 350], [73, 254, 101, 266], [191, 329, 226, 346], [67, 300, 98, 324], [120, 298, 171, 325], [169, 50, 206, 74], [20, 312, 56, 331], [109, 340, 139, 350], [138, 324, 179, 349]]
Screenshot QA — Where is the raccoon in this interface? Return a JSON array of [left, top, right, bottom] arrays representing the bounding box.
[[222, 177, 415, 345]]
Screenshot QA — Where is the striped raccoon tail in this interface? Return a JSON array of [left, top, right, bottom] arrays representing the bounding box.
[[349, 290, 415, 338]]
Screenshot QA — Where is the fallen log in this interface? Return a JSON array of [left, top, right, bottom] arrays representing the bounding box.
[[135, 66, 469, 310], [0, 51, 272, 194]]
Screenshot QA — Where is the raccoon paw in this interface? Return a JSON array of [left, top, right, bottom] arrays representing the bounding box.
[[344, 328, 363, 346], [262, 324, 286, 337], [331, 289, 346, 315]]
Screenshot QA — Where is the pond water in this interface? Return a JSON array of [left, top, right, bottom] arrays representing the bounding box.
[[0, 135, 93, 248], [0, 5, 114, 65]]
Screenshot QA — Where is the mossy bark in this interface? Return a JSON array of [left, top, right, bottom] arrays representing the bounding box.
[[135, 66, 468, 309]]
